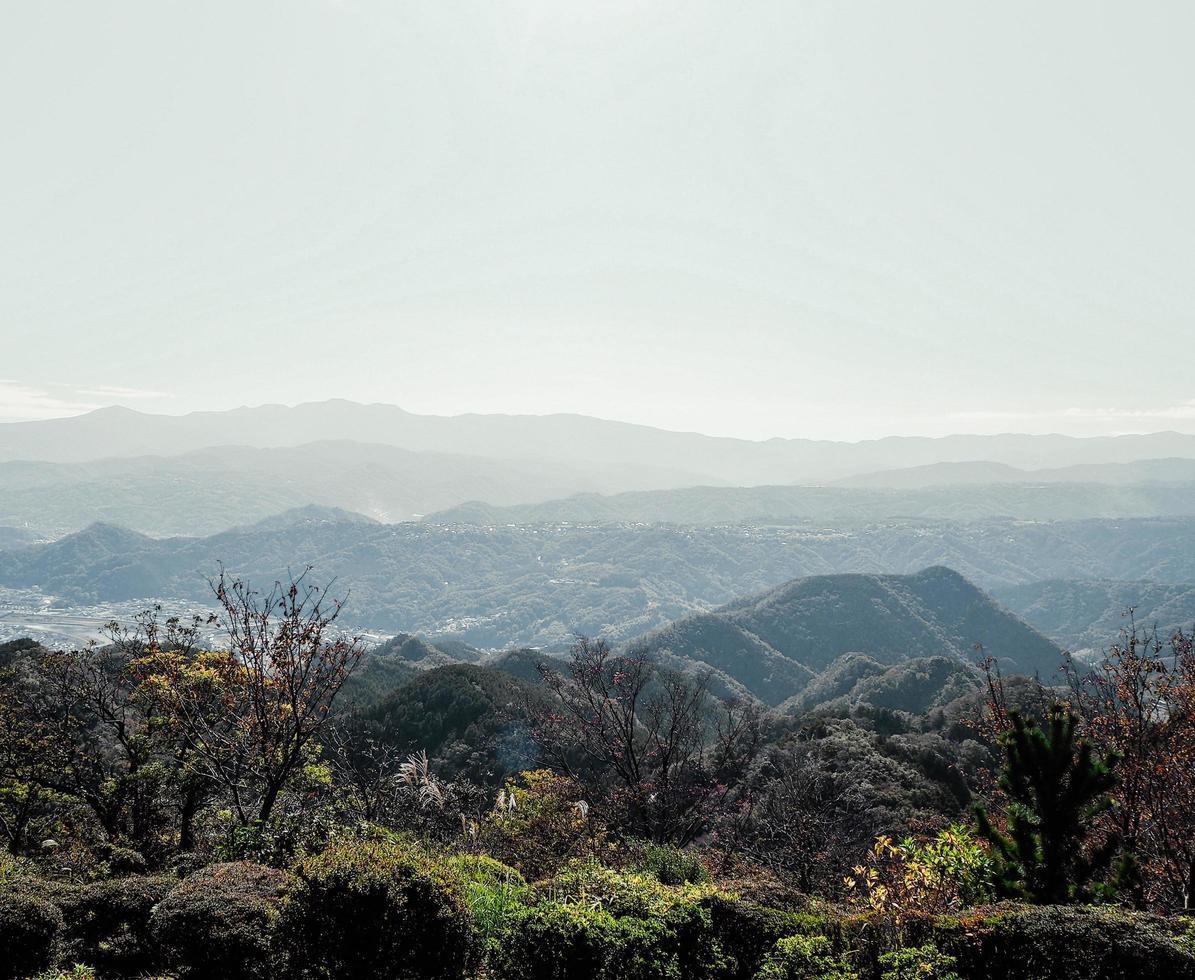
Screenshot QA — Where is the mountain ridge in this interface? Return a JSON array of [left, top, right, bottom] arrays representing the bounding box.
[[630, 567, 1061, 704], [5, 400, 1195, 486]]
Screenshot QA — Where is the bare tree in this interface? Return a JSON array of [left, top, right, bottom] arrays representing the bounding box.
[[534, 636, 760, 845], [1063, 618, 1195, 910], [738, 749, 877, 895]]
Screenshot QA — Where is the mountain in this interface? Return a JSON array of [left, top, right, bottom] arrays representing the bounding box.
[[353, 663, 547, 783], [834, 457, 1195, 489], [5, 516, 1195, 649], [428, 481, 1195, 526], [776, 654, 982, 716], [0, 440, 713, 536], [339, 633, 484, 711], [629, 567, 1061, 705], [5, 400, 1195, 484], [0, 526, 39, 550], [992, 579, 1195, 652]]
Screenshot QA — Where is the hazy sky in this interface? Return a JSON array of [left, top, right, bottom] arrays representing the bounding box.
[[2, 1, 1193, 440]]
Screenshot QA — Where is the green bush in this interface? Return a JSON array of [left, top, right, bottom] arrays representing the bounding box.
[[543, 859, 715, 917], [492, 859, 724, 980], [274, 837, 480, 980], [952, 904, 1195, 980], [1181, 917, 1195, 955], [447, 854, 530, 952], [0, 885, 63, 980], [494, 902, 624, 980], [483, 770, 600, 880], [151, 861, 293, 979], [702, 895, 830, 980], [630, 844, 710, 886], [877, 943, 959, 980], [493, 899, 719, 980], [52, 874, 174, 976], [755, 934, 856, 980], [28, 967, 96, 980]]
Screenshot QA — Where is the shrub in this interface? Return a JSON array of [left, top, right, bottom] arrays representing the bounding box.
[[542, 858, 715, 916], [629, 843, 710, 886], [953, 904, 1195, 980], [29, 967, 96, 980], [845, 827, 993, 920], [755, 934, 857, 980], [92, 844, 148, 878], [491, 858, 725, 980], [446, 854, 530, 952], [493, 899, 719, 980], [54, 875, 174, 976], [494, 902, 625, 980], [0, 885, 63, 980], [702, 896, 832, 980], [1181, 917, 1195, 955], [0, 851, 32, 884], [151, 861, 293, 979], [274, 837, 480, 980], [877, 943, 960, 980], [483, 770, 601, 880]]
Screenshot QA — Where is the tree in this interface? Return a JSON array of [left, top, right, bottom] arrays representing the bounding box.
[[975, 705, 1118, 903], [0, 628, 194, 860], [1064, 619, 1195, 910], [737, 743, 877, 895], [533, 636, 760, 845], [140, 569, 363, 826]]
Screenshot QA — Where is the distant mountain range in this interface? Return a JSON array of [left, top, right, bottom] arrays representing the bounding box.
[[831, 457, 1195, 488], [5, 400, 1195, 484], [428, 478, 1195, 526], [7, 402, 1195, 536], [4, 512, 1195, 649], [0, 440, 711, 536], [991, 579, 1195, 652], [630, 567, 1061, 705], [10, 450, 1195, 537]]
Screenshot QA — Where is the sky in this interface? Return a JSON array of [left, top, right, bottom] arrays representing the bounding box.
[[2, 1, 1193, 441]]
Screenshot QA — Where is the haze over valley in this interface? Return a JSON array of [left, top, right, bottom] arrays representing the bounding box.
[[3, 400, 1195, 659]]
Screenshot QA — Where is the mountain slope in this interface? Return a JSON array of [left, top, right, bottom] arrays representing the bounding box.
[[429, 481, 1195, 526], [354, 664, 546, 783], [5, 400, 1195, 484], [0, 440, 714, 536], [834, 457, 1195, 489], [632, 567, 1062, 705], [992, 579, 1195, 652], [5, 517, 1195, 649]]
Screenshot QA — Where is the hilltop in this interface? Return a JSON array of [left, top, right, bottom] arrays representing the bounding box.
[[630, 567, 1060, 704]]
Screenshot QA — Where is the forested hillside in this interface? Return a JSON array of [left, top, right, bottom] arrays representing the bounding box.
[[430, 479, 1195, 525], [5, 515, 1195, 648], [632, 567, 1060, 703]]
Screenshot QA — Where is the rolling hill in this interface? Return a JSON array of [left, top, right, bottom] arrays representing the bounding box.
[[5, 516, 1195, 650], [833, 457, 1195, 489], [629, 567, 1061, 705], [428, 480, 1195, 526], [0, 440, 713, 536], [991, 579, 1195, 652]]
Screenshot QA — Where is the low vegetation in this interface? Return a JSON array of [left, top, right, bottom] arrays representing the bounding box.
[[2, 570, 1195, 979]]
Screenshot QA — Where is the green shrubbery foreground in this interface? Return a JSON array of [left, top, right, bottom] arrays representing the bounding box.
[[2, 839, 1193, 980]]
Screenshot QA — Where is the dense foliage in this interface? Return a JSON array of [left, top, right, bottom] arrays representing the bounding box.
[[2, 568, 1195, 978]]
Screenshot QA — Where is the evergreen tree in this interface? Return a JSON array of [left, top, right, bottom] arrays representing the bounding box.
[[975, 705, 1118, 903]]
